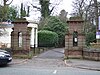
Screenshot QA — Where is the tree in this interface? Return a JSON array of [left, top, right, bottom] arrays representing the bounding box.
[[71, 0, 100, 45], [86, 32, 96, 46], [71, 0, 99, 31], [31, 0, 62, 18], [27, 6, 30, 17], [0, 6, 18, 36], [0, 0, 13, 21], [20, 3, 30, 18], [71, 0, 100, 31], [93, 0, 99, 31], [7, 6, 18, 21], [0, 0, 16, 36], [42, 16, 68, 47], [71, 0, 87, 18], [20, 3, 26, 18], [71, 0, 95, 21], [3, 0, 13, 5], [59, 9, 68, 22], [39, 0, 50, 18], [0, 5, 18, 21]]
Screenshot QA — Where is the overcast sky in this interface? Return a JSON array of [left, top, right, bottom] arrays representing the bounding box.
[[11, 0, 74, 13], [1, 0, 100, 20], [10, 0, 74, 20]]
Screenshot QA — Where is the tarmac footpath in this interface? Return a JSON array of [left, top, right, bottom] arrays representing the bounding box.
[[64, 59, 100, 71]]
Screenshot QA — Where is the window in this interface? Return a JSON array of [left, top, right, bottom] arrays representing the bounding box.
[[18, 32, 22, 47], [73, 31, 78, 46]]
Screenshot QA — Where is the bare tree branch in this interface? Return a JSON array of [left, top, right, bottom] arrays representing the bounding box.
[[93, 0, 99, 31], [31, 3, 41, 11], [7, 0, 13, 5], [50, 6, 55, 14]]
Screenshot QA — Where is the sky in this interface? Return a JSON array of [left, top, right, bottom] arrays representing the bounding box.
[[1, 0, 100, 21], [10, 0, 74, 21], [58, 0, 74, 16], [11, 0, 74, 13]]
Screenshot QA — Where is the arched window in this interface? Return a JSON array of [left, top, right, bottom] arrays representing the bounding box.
[[73, 31, 78, 46], [18, 32, 22, 47]]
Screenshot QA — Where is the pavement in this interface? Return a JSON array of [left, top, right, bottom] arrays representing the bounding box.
[[11, 59, 29, 65], [10, 48, 100, 71], [64, 59, 100, 71]]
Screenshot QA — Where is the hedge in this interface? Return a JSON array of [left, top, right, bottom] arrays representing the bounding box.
[[38, 30, 58, 47]]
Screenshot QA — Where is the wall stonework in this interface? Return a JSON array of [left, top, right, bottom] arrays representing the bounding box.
[[11, 19, 31, 58], [65, 17, 100, 61], [83, 50, 100, 61], [65, 17, 85, 58]]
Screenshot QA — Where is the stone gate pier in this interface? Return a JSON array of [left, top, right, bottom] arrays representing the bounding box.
[[11, 18, 38, 58], [65, 17, 100, 61], [65, 17, 85, 58]]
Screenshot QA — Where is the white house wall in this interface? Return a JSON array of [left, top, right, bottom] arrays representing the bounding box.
[[28, 23, 38, 47], [0, 28, 12, 48], [0, 23, 38, 48]]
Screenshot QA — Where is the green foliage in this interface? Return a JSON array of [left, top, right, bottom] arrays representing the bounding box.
[[7, 6, 18, 21], [86, 32, 96, 46], [0, 5, 18, 21], [85, 25, 96, 46], [39, 0, 50, 18], [20, 3, 27, 18], [38, 30, 58, 47], [0, 5, 9, 21], [41, 16, 68, 47]]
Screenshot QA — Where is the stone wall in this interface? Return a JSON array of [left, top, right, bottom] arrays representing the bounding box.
[[65, 49, 100, 61], [83, 49, 100, 61]]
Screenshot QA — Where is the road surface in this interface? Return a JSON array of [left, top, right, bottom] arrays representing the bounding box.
[[0, 48, 100, 75]]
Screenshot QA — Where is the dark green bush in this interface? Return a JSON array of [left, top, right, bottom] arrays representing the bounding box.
[[42, 16, 68, 47], [86, 32, 96, 46], [38, 30, 58, 47]]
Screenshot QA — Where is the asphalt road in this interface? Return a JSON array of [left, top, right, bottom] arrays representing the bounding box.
[[37, 48, 64, 59], [0, 66, 100, 75], [0, 48, 100, 75]]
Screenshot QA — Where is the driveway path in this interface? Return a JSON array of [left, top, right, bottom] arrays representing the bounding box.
[[37, 48, 64, 59], [11, 48, 65, 68], [11, 48, 100, 71]]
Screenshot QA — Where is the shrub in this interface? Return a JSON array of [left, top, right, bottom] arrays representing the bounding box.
[[42, 16, 68, 47], [86, 32, 96, 46], [38, 30, 58, 47]]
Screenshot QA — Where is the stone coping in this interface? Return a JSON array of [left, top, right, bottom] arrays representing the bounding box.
[[83, 48, 100, 52]]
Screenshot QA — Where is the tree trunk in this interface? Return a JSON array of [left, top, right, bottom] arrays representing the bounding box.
[[93, 0, 98, 31]]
